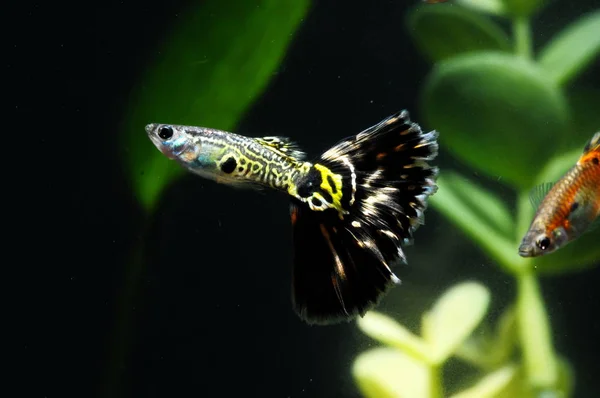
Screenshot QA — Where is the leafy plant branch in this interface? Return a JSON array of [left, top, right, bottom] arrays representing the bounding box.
[[354, 1, 599, 396]]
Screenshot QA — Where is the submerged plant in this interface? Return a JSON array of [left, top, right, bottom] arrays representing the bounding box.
[[353, 0, 599, 397], [106, 1, 309, 396]]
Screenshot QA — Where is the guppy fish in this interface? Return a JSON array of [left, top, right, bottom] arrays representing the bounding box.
[[519, 132, 600, 257], [146, 111, 438, 324]]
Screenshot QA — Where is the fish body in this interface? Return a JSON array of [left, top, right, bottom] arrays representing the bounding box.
[[519, 132, 600, 257], [146, 111, 438, 324]]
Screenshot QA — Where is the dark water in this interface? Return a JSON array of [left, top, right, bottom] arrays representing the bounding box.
[[19, 0, 599, 397]]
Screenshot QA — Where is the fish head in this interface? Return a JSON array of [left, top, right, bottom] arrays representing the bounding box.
[[145, 123, 243, 184], [518, 224, 569, 257], [146, 123, 197, 160]]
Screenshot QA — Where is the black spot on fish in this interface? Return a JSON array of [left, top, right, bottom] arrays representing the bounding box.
[[297, 168, 322, 198], [311, 198, 322, 207], [570, 202, 579, 213], [593, 157, 599, 165], [221, 157, 237, 174], [320, 190, 333, 204], [327, 176, 337, 193]]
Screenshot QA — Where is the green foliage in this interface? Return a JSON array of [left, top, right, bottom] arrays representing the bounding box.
[[423, 52, 569, 190], [354, 2, 599, 397], [354, 283, 575, 398], [539, 10, 600, 86], [122, 0, 309, 211], [501, 0, 546, 17], [408, 5, 510, 62]]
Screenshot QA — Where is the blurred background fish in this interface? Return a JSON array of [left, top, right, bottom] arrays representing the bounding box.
[[519, 132, 600, 257]]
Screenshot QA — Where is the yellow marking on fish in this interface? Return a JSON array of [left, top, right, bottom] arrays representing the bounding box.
[[314, 163, 344, 213]]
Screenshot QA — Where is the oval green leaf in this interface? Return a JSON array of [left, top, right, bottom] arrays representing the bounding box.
[[422, 52, 569, 189], [422, 282, 490, 364], [450, 365, 517, 398], [122, 0, 309, 212], [539, 10, 600, 86], [408, 4, 510, 62], [353, 348, 433, 398], [357, 312, 431, 362]]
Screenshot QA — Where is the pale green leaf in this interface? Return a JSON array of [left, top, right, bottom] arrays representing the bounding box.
[[422, 282, 490, 364], [122, 0, 309, 211], [422, 51, 569, 189], [408, 4, 510, 62], [456, 306, 517, 370], [539, 10, 600, 86], [450, 365, 518, 398], [357, 312, 430, 363], [353, 348, 433, 398]]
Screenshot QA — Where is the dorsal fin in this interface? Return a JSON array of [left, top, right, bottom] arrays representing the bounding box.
[[255, 136, 306, 160], [579, 132, 600, 165], [529, 182, 554, 210]]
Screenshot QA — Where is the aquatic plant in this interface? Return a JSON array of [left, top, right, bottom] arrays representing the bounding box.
[[106, 1, 309, 396], [353, 1, 600, 397]]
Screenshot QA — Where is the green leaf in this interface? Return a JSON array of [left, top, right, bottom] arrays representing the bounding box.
[[407, 4, 510, 62], [422, 51, 569, 189], [501, 0, 545, 17], [455, 0, 507, 16], [456, 306, 517, 370], [357, 312, 431, 363], [422, 282, 490, 364], [353, 348, 433, 398], [121, 0, 309, 211], [430, 172, 520, 272], [450, 365, 518, 398], [539, 10, 600, 86]]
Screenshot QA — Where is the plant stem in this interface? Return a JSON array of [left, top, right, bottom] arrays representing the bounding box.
[[516, 271, 558, 390], [513, 17, 532, 60], [429, 365, 444, 398]]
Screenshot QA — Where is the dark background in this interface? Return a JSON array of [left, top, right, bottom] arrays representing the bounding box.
[[17, 0, 600, 397]]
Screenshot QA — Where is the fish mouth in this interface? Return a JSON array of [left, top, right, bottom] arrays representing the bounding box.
[[518, 244, 534, 257], [145, 124, 156, 135]]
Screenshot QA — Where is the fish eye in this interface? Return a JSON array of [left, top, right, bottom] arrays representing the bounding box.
[[159, 126, 174, 140], [537, 236, 551, 251]]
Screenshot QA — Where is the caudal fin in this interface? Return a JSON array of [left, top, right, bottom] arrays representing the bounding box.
[[291, 110, 438, 324]]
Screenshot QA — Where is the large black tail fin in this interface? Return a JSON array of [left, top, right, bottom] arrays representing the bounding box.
[[290, 110, 438, 325]]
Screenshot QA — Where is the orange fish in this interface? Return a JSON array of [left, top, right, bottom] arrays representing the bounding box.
[[519, 132, 600, 257]]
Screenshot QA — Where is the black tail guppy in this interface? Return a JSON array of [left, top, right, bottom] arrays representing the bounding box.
[[146, 110, 439, 325]]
